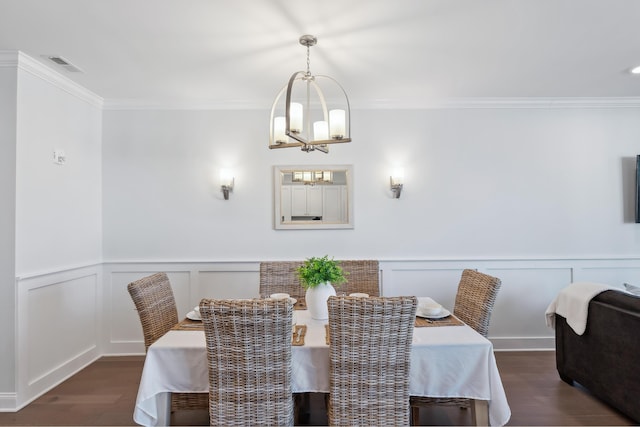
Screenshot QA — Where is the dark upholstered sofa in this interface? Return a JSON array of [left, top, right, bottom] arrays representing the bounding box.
[[555, 289, 640, 422]]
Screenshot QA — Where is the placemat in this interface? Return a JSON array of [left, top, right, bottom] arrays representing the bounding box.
[[172, 319, 309, 346], [172, 318, 203, 331], [294, 298, 307, 311], [415, 315, 464, 328], [292, 325, 307, 346]]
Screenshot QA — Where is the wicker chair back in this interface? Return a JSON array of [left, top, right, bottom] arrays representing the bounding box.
[[200, 298, 294, 426], [327, 295, 417, 426]]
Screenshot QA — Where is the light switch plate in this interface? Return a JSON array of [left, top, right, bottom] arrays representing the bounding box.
[[53, 150, 66, 165]]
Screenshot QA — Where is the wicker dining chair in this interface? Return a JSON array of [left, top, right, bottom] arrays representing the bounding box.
[[327, 295, 417, 426], [259, 260, 380, 423], [259, 261, 305, 299], [127, 272, 209, 413], [259, 260, 380, 298], [200, 298, 294, 426], [410, 269, 502, 424], [337, 260, 380, 296]]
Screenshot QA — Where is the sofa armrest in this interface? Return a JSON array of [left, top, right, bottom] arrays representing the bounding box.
[[555, 290, 640, 422]]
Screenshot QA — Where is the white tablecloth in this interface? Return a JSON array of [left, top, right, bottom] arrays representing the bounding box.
[[134, 310, 510, 426]]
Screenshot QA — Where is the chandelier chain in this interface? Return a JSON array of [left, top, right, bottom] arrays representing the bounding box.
[[306, 45, 311, 77]]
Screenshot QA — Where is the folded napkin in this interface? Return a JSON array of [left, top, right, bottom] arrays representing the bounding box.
[[545, 282, 614, 335]]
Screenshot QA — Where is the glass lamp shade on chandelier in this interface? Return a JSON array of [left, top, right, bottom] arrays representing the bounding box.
[[269, 35, 351, 154]]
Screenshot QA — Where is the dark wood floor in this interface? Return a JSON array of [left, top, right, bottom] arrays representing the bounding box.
[[0, 351, 635, 426]]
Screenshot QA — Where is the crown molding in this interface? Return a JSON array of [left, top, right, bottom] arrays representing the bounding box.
[[4, 51, 638, 112], [104, 96, 640, 111], [354, 97, 640, 110], [430, 97, 640, 109], [0, 50, 103, 108], [0, 50, 19, 67], [102, 98, 268, 110]]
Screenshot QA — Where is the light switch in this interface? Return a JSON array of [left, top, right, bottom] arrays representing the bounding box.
[[53, 150, 66, 165]]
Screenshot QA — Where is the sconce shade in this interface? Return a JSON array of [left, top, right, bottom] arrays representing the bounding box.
[[390, 169, 404, 186], [390, 168, 404, 199], [269, 35, 351, 154]]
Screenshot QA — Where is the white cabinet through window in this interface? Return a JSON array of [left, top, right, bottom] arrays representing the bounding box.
[[322, 185, 346, 222], [291, 186, 322, 218]]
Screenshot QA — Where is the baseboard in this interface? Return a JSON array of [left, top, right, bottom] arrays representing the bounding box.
[[0, 393, 17, 412], [17, 346, 100, 411], [106, 340, 145, 356], [490, 336, 555, 351]]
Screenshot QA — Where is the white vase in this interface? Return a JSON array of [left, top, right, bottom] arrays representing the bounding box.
[[305, 282, 336, 320]]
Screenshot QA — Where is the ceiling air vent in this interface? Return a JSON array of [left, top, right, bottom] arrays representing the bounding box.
[[47, 55, 83, 73]]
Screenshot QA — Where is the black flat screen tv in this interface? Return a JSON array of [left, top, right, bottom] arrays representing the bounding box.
[[636, 155, 640, 223]]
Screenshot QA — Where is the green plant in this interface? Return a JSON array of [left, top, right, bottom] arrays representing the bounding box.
[[297, 255, 348, 289]]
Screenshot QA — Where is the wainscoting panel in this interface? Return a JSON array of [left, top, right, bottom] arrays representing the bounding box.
[[574, 265, 640, 287], [103, 258, 640, 355], [16, 265, 101, 409], [102, 262, 260, 355], [197, 270, 259, 300], [483, 267, 573, 349], [379, 258, 639, 350], [379, 262, 571, 349], [380, 263, 466, 309], [107, 269, 192, 350]]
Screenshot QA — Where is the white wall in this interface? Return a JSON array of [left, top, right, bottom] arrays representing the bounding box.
[[100, 105, 640, 354], [0, 53, 18, 408], [10, 52, 103, 409], [102, 106, 640, 260], [15, 58, 103, 275]]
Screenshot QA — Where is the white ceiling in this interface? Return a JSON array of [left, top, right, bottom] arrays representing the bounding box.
[[1, 0, 640, 108]]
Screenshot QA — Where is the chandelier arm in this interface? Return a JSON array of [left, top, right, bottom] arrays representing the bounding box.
[[315, 74, 352, 140], [314, 145, 329, 154], [269, 142, 305, 149], [306, 139, 351, 146], [285, 71, 307, 145], [309, 79, 329, 124]]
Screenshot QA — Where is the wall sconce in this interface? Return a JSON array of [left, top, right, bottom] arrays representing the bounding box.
[[390, 168, 404, 199], [220, 169, 234, 200]]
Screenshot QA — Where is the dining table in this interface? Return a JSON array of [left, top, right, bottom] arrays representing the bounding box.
[[133, 298, 511, 426]]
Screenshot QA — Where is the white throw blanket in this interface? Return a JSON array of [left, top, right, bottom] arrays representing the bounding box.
[[545, 282, 615, 335]]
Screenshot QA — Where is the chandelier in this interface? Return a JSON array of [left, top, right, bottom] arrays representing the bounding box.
[[269, 35, 351, 154]]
